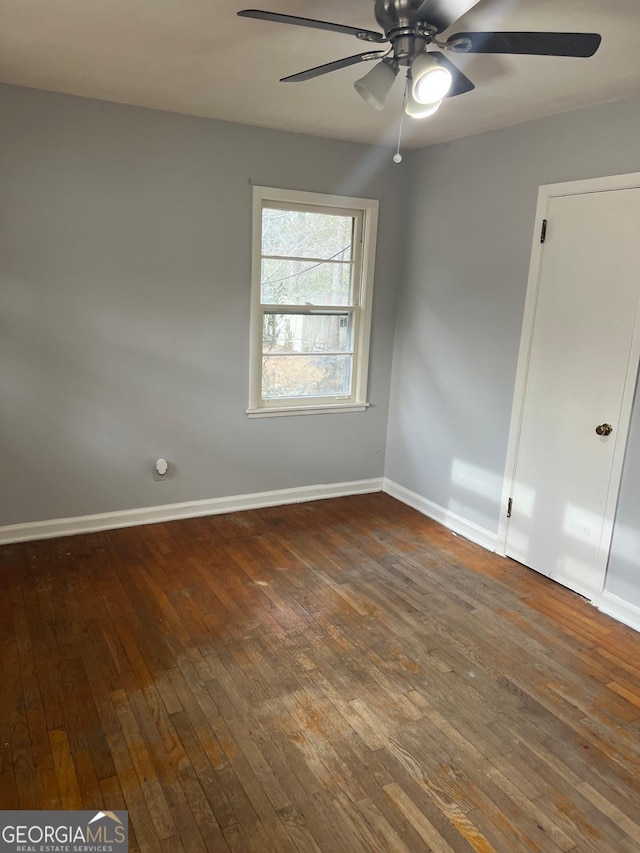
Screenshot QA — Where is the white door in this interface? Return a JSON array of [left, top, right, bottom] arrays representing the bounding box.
[[504, 186, 640, 599]]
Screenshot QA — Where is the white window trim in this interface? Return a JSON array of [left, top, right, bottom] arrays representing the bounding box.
[[247, 185, 379, 418]]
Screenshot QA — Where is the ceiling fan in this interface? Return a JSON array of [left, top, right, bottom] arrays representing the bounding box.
[[238, 0, 602, 119]]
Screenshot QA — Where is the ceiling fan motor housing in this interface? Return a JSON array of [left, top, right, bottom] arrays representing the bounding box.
[[374, 0, 427, 32], [375, 0, 432, 64]]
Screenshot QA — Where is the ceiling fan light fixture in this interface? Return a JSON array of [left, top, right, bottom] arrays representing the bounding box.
[[411, 53, 452, 104], [354, 57, 398, 110]]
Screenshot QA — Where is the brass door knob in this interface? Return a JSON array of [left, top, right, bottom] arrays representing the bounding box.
[[595, 423, 613, 436]]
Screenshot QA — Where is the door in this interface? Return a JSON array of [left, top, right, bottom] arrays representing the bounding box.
[[504, 186, 640, 599]]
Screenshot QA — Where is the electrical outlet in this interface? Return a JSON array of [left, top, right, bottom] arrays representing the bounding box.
[[154, 458, 169, 481]]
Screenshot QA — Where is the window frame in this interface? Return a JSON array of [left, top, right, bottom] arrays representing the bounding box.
[[247, 186, 379, 418]]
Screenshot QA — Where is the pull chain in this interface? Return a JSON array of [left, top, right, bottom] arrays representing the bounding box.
[[394, 76, 409, 164]]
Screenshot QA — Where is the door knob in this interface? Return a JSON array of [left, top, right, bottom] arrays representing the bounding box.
[[595, 423, 613, 436]]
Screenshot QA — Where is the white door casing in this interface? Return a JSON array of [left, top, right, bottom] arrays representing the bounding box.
[[497, 173, 640, 602]]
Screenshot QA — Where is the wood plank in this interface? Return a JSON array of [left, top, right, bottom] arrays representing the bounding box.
[[48, 728, 83, 810], [383, 782, 458, 853]]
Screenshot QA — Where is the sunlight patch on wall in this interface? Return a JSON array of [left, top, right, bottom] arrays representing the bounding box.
[[450, 459, 502, 501]]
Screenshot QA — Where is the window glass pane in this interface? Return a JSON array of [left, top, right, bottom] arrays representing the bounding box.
[[263, 313, 352, 355], [262, 354, 352, 399], [262, 207, 354, 260], [261, 259, 353, 306]]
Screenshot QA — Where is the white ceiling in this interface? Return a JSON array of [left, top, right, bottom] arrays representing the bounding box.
[[1, 0, 640, 148]]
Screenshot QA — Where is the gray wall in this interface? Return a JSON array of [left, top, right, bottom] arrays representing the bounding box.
[[0, 83, 407, 526], [385, 94, 640, 606], [608, 370, 640, 606]]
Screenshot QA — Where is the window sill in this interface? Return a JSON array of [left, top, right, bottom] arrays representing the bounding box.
[[247, 402, 370, 418]]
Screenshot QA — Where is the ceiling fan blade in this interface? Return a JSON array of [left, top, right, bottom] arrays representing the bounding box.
[[281, 52, 387, 83], [237, 10, 386, 43], [448, 31, 602, 57], [431, 52, 475, 97], [411, 0, 483, 33]]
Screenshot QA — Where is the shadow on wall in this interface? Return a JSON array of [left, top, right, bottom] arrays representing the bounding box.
[[606, 521, 640, 607]]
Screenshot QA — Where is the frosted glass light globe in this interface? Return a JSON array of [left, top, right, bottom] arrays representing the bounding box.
[[405, 97, 442, 119]]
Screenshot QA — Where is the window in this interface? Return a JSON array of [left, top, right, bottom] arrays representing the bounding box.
[[248, 186, 379, 417]]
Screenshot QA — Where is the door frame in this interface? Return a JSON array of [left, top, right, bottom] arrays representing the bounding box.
[[496, 171, 640, 601]]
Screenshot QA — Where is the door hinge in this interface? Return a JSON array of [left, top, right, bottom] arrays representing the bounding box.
[[507, 497, 513, 518], [540, 219, 548, 243]]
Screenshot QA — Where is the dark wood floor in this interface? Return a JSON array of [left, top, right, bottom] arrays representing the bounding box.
[[1, 494, 640, 852]]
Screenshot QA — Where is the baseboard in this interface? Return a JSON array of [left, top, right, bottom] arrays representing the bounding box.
[[595, 590, 640, 634], [383, 478, 497, 552], [0, 478, 384, 545]]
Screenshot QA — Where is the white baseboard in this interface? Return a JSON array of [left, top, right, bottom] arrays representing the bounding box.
[[595, 590, 640, 634], [383, 478, 497, 552], [0, 478, 383, 545]]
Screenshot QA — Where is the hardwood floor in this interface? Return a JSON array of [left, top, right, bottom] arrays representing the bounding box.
[[1, 493, 640, 852]]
